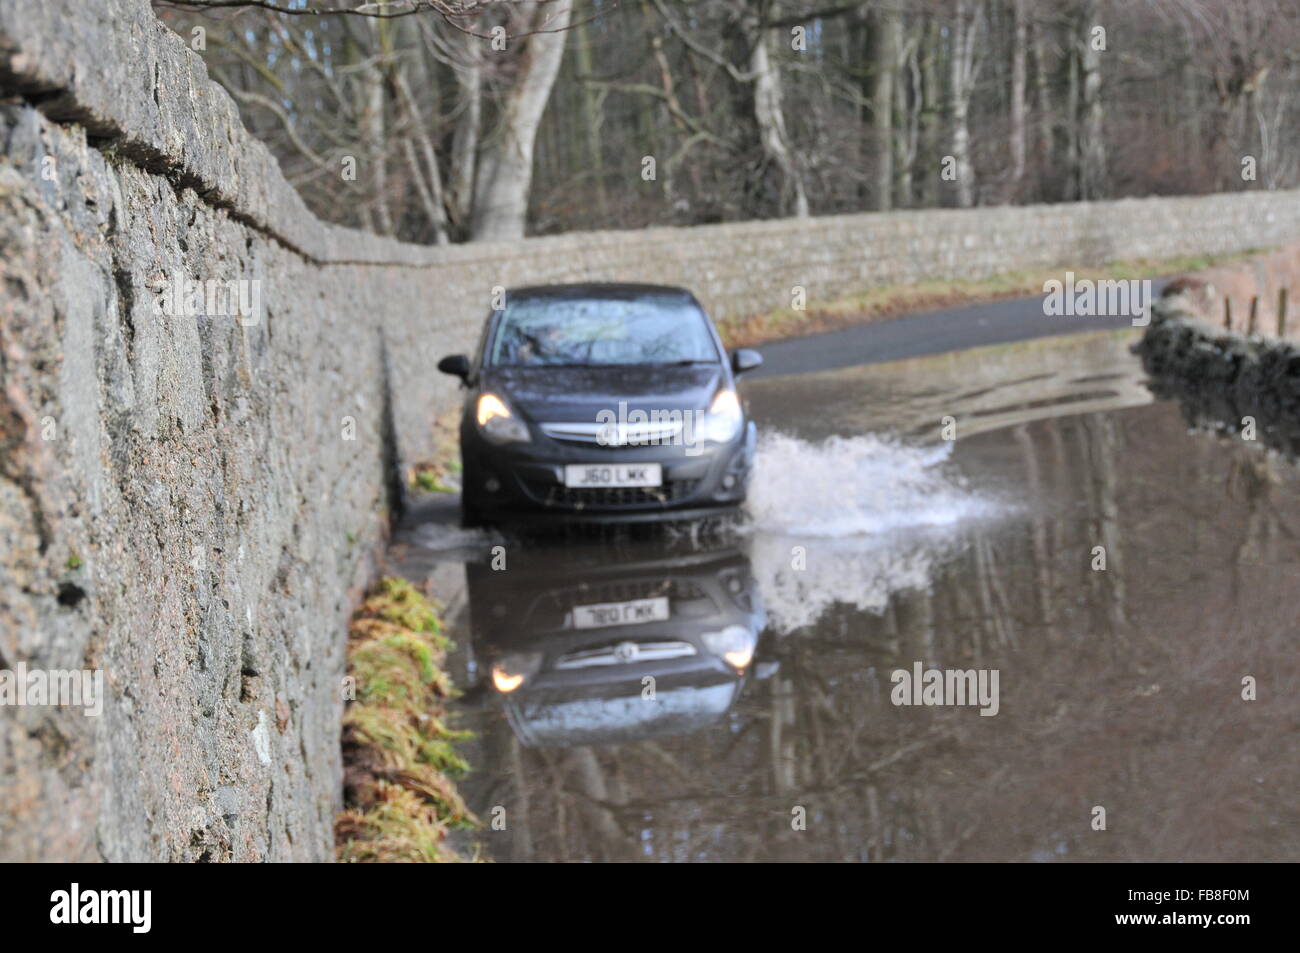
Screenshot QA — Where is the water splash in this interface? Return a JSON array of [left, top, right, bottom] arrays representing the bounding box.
[[748, 528, 955, 633], [741, 431, 1004, 632], [744, 430, 998, 537], [407, 522, 496, 553]]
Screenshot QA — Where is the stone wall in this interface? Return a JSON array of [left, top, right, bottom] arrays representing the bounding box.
[[4, 0, 1300, 861], [0, 104, 403, 861], [1137, 306, 1300, 459], [1160, 243, 1300, 339], [1138, 250, 1300, 459]]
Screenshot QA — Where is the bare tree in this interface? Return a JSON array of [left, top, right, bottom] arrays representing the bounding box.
[[1075, 0, 1106, 199], [948, 0, 984, 208], [1008, 0, 1028, 189], [869, 4, 903, 211], [153, 0, 1300, 239], [471, 1, 575, 239], [745, 2, 810, 218]]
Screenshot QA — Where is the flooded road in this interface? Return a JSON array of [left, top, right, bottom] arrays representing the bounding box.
[[388, 328, 1299, 863]]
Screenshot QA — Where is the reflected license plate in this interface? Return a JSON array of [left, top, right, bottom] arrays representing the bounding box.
[[572, 596, 671, 630]]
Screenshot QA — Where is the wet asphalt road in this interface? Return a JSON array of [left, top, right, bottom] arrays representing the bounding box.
[[750, 280, 1168, 378]]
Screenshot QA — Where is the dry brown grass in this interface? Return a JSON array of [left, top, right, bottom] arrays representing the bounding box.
[[716, 251, 1263, 349]]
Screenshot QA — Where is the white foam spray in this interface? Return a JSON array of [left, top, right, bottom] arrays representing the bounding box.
[[742, 431, 1004, 633], [744, 431, 998, 537]]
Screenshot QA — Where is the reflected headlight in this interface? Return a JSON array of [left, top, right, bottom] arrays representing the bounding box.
[[491, 651, 542, 693], [476, 393, 531, 445], [701, 624, 756, 672], [723, 646, 754, 670], [701, 389, 742, 443]]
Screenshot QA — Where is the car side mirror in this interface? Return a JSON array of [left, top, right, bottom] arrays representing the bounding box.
[[438, 354, 471, 380], [730, 348, 763, 375]]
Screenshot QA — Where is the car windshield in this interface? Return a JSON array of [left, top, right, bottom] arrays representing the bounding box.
[[488, 294, 720, 367]]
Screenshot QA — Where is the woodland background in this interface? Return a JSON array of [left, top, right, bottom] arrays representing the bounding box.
[[152, 0, 1300, 243]]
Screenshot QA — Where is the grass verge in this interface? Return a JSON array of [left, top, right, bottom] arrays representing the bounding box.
[[335, 577, 478, 862], [716, 250, 1264, 348]]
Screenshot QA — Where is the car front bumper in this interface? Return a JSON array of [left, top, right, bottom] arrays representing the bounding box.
[[462, 420, 757, 524]]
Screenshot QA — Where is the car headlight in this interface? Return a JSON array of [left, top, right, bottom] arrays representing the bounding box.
[[491, 651, 542, 693], [701, 624, 756, 671], [476, 393, 531, 445], [701, 389, 742, 443]]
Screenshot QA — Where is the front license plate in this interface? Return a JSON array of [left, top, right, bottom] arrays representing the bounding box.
[[563, 463, 662, 488], [572, 596, 671, 630]]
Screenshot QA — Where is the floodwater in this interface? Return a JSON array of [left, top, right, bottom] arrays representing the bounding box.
[[388, 329, 1300, 863]]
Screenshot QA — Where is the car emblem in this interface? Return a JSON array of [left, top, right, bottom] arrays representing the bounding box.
[[614, 641, 638, 662]]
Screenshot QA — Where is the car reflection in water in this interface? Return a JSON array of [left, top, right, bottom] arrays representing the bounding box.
[[467, 538, 771, 748]]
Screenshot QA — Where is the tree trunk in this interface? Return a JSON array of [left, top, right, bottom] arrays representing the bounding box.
[[1077, 0, 1106, 199], [918, 15, 943, 207], [948, 0, 982, 208], [895, 25, 921, 208], [1032, 18, 1053, 183], [747, 11, 810, 218], [870, 7, 903, 211], [1009, 0, 1028, 190], [470, 0, 575, 242], [362, 17, 394, 235], [448, 39, 482, 231], [574, 13, 609, 217], [1060, 19, 1080, 200]]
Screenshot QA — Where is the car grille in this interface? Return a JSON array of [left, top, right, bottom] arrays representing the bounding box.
[[554, 640, 698, 670], [540, 420, 684, 447], [524, 479, 701, 509]]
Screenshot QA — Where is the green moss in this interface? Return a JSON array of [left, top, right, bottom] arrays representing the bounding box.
[[361, 577, 448, 645], [336, 576, 477, 863], [337, 783, 472, 863], [411, 469, 455, 494], [408, 407, 462, 496], [418, 734, 472, 777], [65, 552, 82, 571]]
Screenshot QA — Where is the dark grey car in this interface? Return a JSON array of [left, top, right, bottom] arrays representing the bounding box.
[[438, 283, 762, 526]]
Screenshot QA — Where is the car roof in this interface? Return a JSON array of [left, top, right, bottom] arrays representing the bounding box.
[[505, 282, 697, 302]]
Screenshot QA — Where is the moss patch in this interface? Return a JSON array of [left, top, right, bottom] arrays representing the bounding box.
[[407, 406, 460, 496], [716, 250, 1264, 349], [410, 466, 455, 494], [336, 577, 477, 862]]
